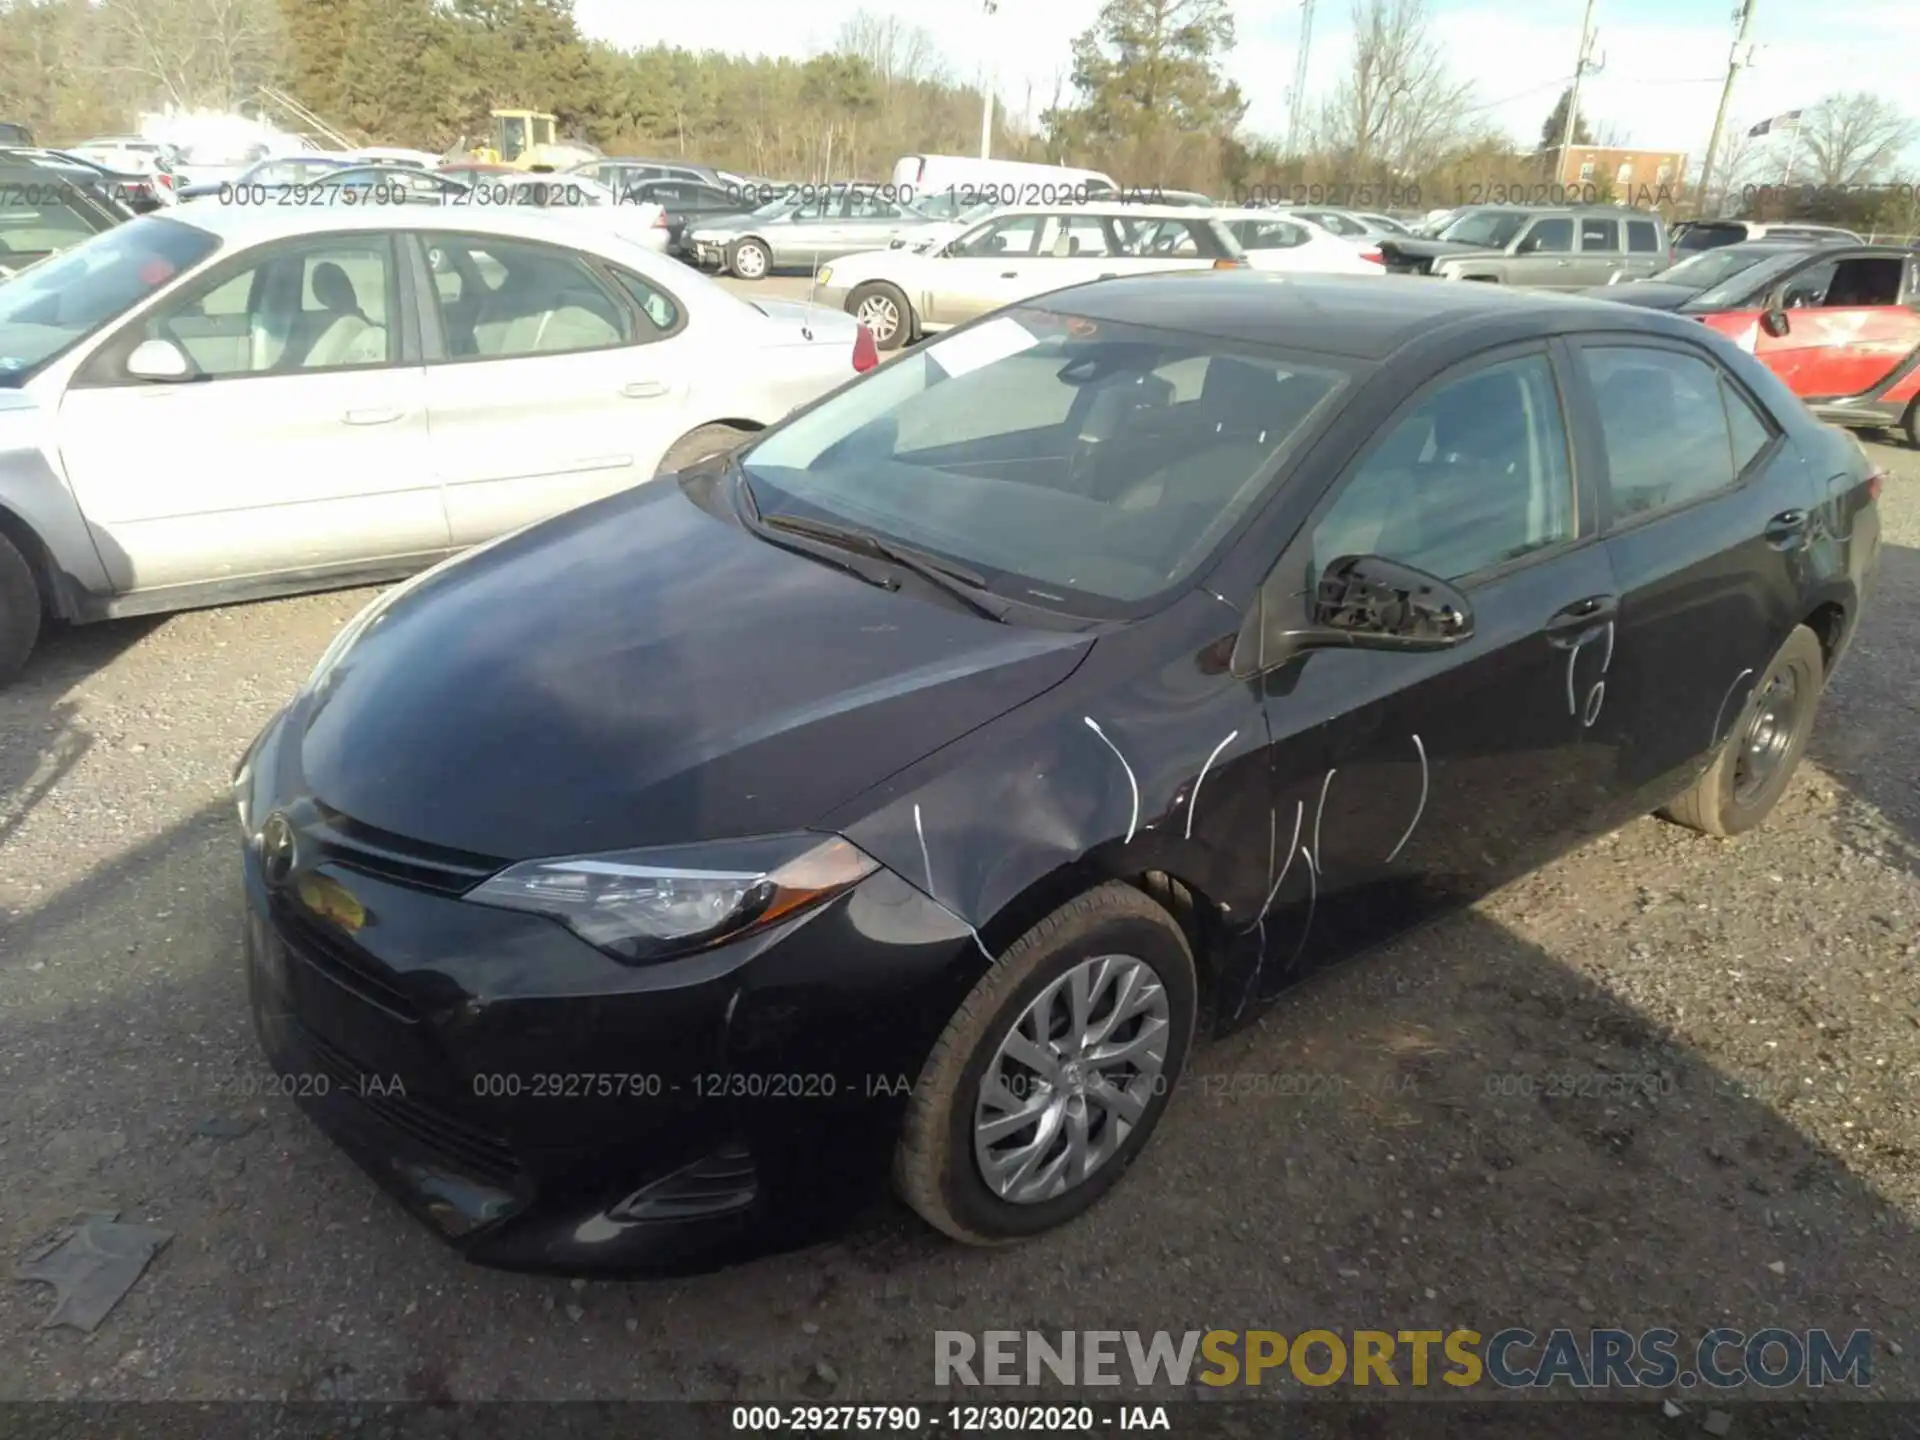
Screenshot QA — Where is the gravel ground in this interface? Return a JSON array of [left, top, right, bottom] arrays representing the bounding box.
[[0, 435, 1916, 1408]]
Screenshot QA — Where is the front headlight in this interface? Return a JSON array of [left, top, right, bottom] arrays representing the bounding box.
[[464, 833, 879, 963]]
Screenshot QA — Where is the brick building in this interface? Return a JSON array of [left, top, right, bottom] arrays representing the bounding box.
[[1553, 146, 1688, 199]]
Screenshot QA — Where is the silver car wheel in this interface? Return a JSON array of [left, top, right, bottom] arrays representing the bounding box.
[[732, 241, 768, 279], [972, 953, 1171, 1205], [854, 293, 900, 344]]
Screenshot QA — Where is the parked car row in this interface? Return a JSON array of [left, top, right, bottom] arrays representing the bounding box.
[[208, 268, 1880, 1274]]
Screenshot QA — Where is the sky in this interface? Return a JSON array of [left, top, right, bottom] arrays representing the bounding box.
[[575, 0, 1920, 174]]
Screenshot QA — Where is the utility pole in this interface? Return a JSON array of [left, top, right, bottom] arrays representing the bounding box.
[[979, 0, 999, 160], [1556, 0, 1599, 186], [1287, 0, 1316, 159], [1696, 0, 1756, 215]]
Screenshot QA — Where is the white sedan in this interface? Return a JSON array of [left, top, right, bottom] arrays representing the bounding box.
[[1205, 208, 1389, 275], [814, 203, 1250, 350], [0, 202, 874, 680]]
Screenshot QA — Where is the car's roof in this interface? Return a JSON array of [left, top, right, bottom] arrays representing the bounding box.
[[970, 202, 1232, 222], [156, 201, 628, 247], [1034, 271, 1708, 361]]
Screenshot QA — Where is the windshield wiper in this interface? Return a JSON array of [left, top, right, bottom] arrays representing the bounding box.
[[760, 513, 1010, 623]]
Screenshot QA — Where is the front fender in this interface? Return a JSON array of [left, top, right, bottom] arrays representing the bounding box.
[[828, 594, 1275, 993], [0, 395, 114, 612]]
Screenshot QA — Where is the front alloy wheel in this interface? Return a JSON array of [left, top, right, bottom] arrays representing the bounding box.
[[974, 954, 1172, 1204], [895, 881, 1196, 1244], [849, 281, 910, 350]]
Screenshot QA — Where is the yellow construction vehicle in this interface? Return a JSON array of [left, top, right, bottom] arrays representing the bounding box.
[[447, 109, 600, 172]]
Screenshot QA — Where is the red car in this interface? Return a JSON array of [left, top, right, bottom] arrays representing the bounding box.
[[1692, 245, 1920, 447]]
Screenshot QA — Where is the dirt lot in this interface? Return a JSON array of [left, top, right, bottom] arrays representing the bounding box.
[[1, 417, 1916, 1408]]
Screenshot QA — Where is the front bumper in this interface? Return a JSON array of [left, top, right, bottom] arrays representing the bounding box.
[[236, 714, 981, 1274]]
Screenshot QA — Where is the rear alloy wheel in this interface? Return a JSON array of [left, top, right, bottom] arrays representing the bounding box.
[[656, 423, 754, 477], [895, 881, 1196, 1244], [727, 238, 770, 280], [848, 281, 911, 351], [1662, 624, 1824, 837], [0, 529, 43, 686]]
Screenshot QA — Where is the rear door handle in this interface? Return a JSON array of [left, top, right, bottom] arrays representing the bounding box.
[[1764, 508, 1809, 547], [1545, 593, 1619, 647], [343, 408, 403, 425], [622, 381, 668, 399], [1000, 271, 1020, 278]]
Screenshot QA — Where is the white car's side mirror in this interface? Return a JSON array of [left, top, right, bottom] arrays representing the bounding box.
[[125, 338, 194, 382]]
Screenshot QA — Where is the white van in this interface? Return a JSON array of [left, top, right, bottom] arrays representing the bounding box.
[[891, 154, 1117, 211]]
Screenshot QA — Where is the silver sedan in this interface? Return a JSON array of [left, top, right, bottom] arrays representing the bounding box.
[[686, 190, 939, 279]]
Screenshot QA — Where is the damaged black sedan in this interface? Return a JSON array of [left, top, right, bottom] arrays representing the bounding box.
[[234, 273, 1881, 1274]]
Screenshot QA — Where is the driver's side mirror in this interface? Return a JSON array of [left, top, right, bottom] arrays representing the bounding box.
[[125, 337, 195, 382], [1311, 555, 1473, 649], [1760, 307, 1791, 338]]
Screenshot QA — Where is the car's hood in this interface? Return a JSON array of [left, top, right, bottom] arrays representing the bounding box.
[[1579, 281, 1698, 310], [1379, 237, 1488, 262], [291, 478, 1093, 860]]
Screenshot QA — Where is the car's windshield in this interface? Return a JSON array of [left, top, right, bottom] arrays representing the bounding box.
[[1687, 250, 1825, 311], [1438, 210, 1526, 247], [0, 216, 219, 384], [1656, 245, 1797, 289], [738, 307, 1350, 612]]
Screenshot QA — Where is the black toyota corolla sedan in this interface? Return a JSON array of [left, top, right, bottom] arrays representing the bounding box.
[[234, 273, 1882, 1275]]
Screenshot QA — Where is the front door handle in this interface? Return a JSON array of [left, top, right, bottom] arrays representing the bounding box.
[[1545, 593, 1619, 647], [1764, 509, 1809, 547], [343, 408, 403, 425], [622, 381, 668, 399], [1000, 271, 1020, 279]]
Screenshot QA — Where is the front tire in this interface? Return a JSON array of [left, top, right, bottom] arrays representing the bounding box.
[[1661, 624, 1824, 837], [0, 529, 43, 685], [727, 238, 770, 280], [848, 281, 911, 351], [895, 881, 1196, 1245]]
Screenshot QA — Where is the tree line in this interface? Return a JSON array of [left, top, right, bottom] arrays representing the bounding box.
[[0, 0, 1912, 228]]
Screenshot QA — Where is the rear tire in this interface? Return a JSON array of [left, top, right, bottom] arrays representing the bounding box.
[[656, 423, 754, 477], [1661, 624, 1824, 838], [1903, 398, 1919, 451], [848, 281, 911, 351], [0, 530, 42, 686], [894, 881, 1196, 1246], [727, 239, 770, 280]]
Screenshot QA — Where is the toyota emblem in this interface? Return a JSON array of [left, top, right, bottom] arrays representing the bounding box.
[[260, 812, 297, 886]]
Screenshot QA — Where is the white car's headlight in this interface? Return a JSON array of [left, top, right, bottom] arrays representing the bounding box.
[[465, 833, 879, 963]]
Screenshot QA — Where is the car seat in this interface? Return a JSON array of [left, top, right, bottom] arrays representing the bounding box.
[[301, 261, 385, 367]]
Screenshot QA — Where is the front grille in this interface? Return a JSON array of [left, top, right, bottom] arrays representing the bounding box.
[[272, 902, 421, 1023], [295, 1018, 524, 1186], [308, 802, 502, 896]]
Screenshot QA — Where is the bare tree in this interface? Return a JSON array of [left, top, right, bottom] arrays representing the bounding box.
[[94, 0, 286, 110], [1313, 0, 1481, 180], [835, 10, 941, 91], [1797, 92, 1916, 187]]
